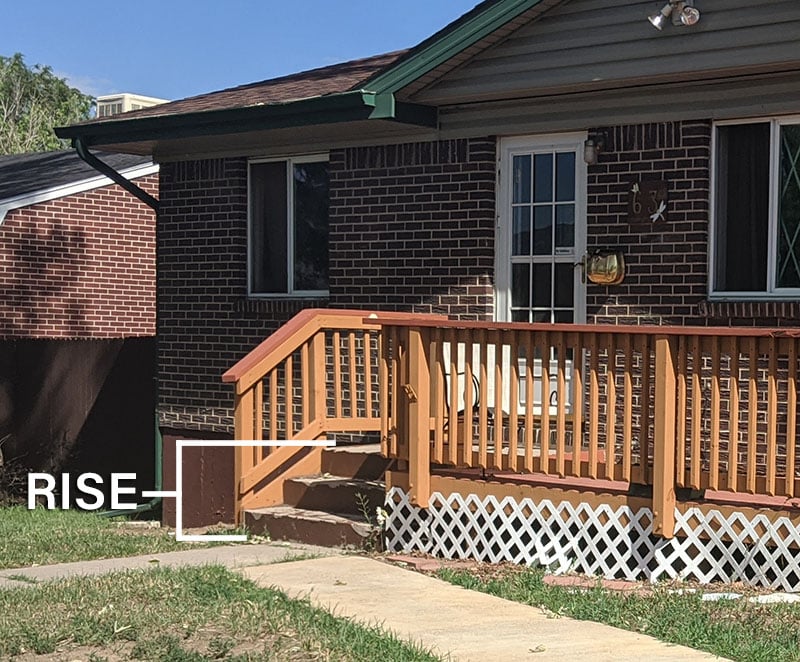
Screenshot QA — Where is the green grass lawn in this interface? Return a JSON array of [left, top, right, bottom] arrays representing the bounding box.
[[0, 506, 193, 569], [439, 565, 800, 662], [0, 565, 442, 661]]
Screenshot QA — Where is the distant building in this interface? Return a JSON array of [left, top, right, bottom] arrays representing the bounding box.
[[96, 93, 168, 118]]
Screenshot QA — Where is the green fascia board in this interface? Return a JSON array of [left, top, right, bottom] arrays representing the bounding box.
[[364, 0, 544, 95], [56, 91, 435, 147]]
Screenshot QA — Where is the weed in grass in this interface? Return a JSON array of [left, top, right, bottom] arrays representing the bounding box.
[[439, 566, 800, 662], [5, 573, 38, 584], [0, 564, 442, 661]]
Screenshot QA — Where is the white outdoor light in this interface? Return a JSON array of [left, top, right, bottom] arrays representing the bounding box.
[[648, 1, 700, 31]]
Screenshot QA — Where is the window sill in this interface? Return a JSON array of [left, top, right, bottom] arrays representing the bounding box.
[[699, 299, 800, 322], [234, 297, 329, 315]]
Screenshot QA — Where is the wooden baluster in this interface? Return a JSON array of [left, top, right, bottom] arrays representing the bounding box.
[[588, 333, 600, 480], [536, 330, 551, 475], [233, 385, 256, 524], [788, 339, 798, 498], [508, 331, 519, 472], [308, 332, 327, 431], [569, 332, 583, 478], [333, 331, 342, 420], [348, 331, 357, 419], [379, 328, 389, 456], [493, 331, 504, 471], [622, 334, 633, 482], [638, 334, 651, 485], [767, 337, 778, 496], [604, 333, 616, 481], [364, 331, 373, 421], [462, 330, 475, 468], [269, 370, 278, 441], [747, 337, 758, 494], [555, 332, 566, 477], [431, 328, 445, 465], [709, 336, 721, 491], [407, 327, 431, 507], [254, 380, 263, 442], [676, 336, 687, 488], [653, 335, 677, 539], [523, 331, 536, 473], [301, 341, 310, 429], [285, 355, 294, 437], [478, 330, 489, 469], [389, 326, 401, 458], [728, 337, 739, 492], [447, 328, 459, 466], [690, 335, 701, 490]]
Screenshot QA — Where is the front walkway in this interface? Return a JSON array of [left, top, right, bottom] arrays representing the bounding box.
[[0, 545, 725, 661]]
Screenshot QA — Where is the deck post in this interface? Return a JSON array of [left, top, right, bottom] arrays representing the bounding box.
[[407, 327, 431, 508], [653, 335, 677, 538], [233, 386, 255, 524]]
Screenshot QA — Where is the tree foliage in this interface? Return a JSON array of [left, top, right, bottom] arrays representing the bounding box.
[[0, 53, 93, 155]]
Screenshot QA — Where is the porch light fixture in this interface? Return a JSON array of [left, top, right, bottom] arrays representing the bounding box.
[[583, 133, 606, 165], [648, 0, 700, 30]]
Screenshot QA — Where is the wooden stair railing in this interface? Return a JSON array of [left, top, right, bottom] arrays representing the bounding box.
[[222, 308, 429, 523]]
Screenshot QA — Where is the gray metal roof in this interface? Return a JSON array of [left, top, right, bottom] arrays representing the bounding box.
[[0, 149, 152, 201]]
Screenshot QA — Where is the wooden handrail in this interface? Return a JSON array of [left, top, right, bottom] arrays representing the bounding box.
[[371, 316, 800, 339]]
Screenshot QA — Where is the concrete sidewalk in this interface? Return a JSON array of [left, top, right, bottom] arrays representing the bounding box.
[[0, 542, 335, 588], [244, 556, 726, 662]]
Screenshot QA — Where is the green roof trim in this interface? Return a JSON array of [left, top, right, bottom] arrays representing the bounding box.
[[55, 92, 437, 147], [363, 0, 544, 95]]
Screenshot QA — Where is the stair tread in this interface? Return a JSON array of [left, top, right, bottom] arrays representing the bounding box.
[[245, 504, 369, 525], [287, 475, 384, 488], [327, 443, 382, 455]]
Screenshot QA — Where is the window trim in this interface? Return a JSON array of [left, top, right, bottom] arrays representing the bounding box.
[[709, 115, 800, 300], [247, 153, 330, 299]]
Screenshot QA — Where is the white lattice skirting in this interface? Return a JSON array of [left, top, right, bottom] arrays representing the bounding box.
[[385, 487, 800, 591]]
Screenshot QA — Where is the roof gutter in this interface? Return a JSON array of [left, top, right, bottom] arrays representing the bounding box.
[[74, 137, 159, 211], [57, 91, 436, 150]]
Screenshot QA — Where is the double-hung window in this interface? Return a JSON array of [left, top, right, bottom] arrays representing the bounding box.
[[712, 118, 800, 297], [248, 155, 329, 297]]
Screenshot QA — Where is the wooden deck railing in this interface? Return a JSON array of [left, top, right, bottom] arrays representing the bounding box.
[[222, 308, 442, 522], [376, 317, 800, 538]]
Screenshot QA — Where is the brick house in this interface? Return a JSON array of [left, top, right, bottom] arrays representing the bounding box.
[[58, 0, 800, 587], [0, 150, 158, 495]]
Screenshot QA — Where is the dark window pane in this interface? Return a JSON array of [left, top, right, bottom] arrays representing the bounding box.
[[554, 263, 574, 308], [511, 309, 529, 323], [293, 162, 329, 291], [556, 152, 576, 202], [534, 153, 553, 203], [777, 125, 800, 288], [511, 263, 530, 308], [533, 206, 553, 255], [532, 310, 551, 323], [532, 263, 552, 309], [555, 204, 575, 250], [715, 123, 770, 291], [513, 155, 531, 203], [554, 310, 574, 324], [512, 207, 531, 256], [250, 162, 287, 293]]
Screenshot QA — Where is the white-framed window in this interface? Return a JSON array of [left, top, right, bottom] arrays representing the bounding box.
[[248, 155, 329, 297], [711, 117, 800, 298]]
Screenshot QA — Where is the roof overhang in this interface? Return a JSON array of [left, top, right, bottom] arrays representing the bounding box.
[[56, 90, 438, 153], [0, 161, 158, 225]]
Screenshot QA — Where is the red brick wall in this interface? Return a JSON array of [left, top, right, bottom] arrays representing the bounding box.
[[0, 174, 157, 338]]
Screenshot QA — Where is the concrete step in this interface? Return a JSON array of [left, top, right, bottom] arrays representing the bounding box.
[[321, 443, 390, 481], [283, 475, 385, 515], [244, 505, 373, 548]]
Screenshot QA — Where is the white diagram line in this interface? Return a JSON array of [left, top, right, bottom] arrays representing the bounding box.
[[174, 440, 332, 542], [141, 490, 178, 498]]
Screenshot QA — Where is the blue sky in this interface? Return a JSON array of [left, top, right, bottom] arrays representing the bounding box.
[[1, 1, 478, 101]]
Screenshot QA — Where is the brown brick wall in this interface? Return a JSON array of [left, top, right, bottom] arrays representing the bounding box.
[[329, 138, 496, 318], [586, 121, 711, 327], [0, 174, 157, 339], [158, 139, 497, 433]]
